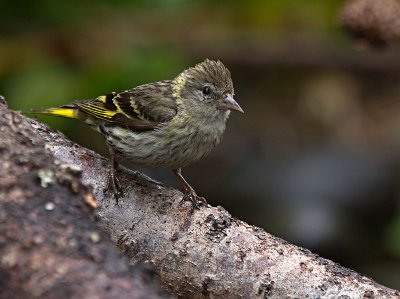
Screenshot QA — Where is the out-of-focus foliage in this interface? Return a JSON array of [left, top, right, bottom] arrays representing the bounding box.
[[1, 0, 399, 289]]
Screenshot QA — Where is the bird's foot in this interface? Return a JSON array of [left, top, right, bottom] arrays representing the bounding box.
[[180, 188, 207, 213], [104, 169, 123, 202]]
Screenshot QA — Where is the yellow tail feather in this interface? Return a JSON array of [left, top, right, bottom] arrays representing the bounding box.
[[28, 107, 77, 119]]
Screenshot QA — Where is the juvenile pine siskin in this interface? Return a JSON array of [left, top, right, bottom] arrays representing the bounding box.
[[31, 59, 243, 207]]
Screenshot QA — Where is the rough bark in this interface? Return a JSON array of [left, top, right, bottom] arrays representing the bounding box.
[[0, 97, 171, 299], [340, 0, 400, 48], [1, 97, 399, 298]]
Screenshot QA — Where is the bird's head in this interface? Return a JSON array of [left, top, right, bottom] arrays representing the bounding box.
[[173, 59, 243, 118]]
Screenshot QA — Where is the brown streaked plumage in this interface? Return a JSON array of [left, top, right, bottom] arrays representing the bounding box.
[[29, 59, 243, 210]]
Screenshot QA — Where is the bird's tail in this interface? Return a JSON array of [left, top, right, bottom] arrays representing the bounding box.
[[26, 105, 78, 119]]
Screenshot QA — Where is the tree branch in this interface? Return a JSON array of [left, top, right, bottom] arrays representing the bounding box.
[[0, 97, 171, 299], [1, 96, 399, 298]]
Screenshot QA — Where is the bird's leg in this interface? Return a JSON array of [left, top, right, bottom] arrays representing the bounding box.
[[104, 147, 123, 202], [172, 168, 207, 210]]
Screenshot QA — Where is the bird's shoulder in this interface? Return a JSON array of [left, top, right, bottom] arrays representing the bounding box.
[[117, 80, 177, 123], [74, 80, 178, 131]]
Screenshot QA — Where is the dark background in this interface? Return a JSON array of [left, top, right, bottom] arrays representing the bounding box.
[[1, 0, 399, 289]]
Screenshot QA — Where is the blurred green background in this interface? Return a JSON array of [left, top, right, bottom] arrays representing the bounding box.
[[1, 0, 400, 289]]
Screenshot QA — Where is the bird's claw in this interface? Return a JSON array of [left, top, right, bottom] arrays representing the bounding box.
[[104, 171, 123, 202], [180, 189, 207, 213]]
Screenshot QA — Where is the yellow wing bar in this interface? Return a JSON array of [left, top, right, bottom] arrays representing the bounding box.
[[75, 102, 118, 121]]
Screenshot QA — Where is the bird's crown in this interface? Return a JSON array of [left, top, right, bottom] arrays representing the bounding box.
[[186, 59, 233, 94], [174, 59, 234, 98]]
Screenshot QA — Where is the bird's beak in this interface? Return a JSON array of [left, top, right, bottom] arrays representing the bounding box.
[[218, 94, 244, 113]]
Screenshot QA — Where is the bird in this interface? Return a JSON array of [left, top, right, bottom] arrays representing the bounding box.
[[30, 59, 243, 208]]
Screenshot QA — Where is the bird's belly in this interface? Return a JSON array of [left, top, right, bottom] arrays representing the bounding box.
[[101, 124, 223, 169]]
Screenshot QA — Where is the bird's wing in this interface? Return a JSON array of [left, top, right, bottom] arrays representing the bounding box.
[[75, 80, 177, 131]]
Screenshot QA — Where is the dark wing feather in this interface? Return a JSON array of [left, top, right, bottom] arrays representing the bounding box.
[[114, 80, 177, 123], [74, 80, 177, 132]]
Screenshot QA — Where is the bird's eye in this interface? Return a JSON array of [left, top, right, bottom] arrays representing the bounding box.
[[202, 86, 211, 95]]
